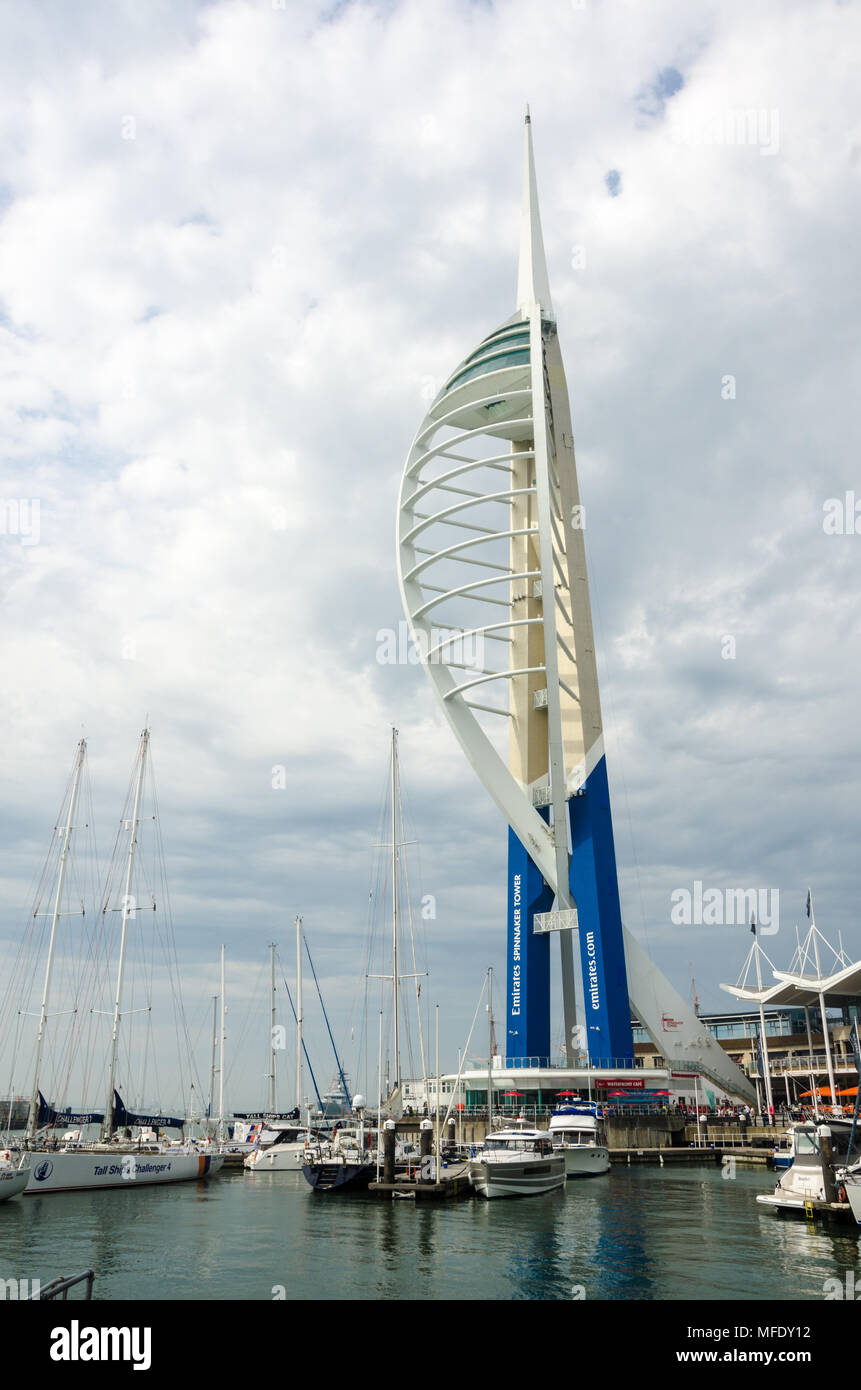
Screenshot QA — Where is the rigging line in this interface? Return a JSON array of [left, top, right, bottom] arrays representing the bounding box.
[[41, 761, 99, 1118], [0, 752, 79, 1044], [304, 939, 350, 1110], [397, 771, 428, 1097], [223, 957, 268, 1093], [344, 757, 391, 1070], [278, 967, 323, 1112], [439, 972, 489, 1132], [152, 773, 202, 1100]]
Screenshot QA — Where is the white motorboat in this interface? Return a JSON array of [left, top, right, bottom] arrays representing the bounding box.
[[244, 1123, 310, 1171], [469, 1126, 566, 1199], [0, 1151, 29, 1202], [548, 1101, 610, 1177], [757, 1119, 854, 1217]]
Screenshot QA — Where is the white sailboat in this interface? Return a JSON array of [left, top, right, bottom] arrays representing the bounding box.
[[245, 925, 310, 1171], [19, 730, 223, 1194], [302, 728, 426, 1193], [0, 1151, 29, 1202]]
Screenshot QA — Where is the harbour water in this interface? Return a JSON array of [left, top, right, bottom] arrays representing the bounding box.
[[3, 1163, 859, 1302]]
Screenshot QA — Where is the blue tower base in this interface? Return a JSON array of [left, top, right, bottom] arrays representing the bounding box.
[[505, 816, 553, 1065], [505, 756, 634, 1067]]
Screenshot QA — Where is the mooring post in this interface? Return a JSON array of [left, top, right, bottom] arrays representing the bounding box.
[[445, 1116, 456, 1165], [420, 1118, 433, 1183], [383, 1119, 396, 1184]]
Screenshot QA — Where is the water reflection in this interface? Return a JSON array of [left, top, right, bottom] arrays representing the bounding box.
[[3, 1162, 858, 1301]]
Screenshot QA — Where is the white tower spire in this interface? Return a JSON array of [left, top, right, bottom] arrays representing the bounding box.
[[397, 112, 756, 1105], [516, 107, 553, 320]]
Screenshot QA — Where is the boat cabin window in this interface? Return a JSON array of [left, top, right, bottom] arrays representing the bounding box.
[[794, 1131, 817, 1156], [556, 1129, 593, 1145], [485, 1136, 552, 1155]]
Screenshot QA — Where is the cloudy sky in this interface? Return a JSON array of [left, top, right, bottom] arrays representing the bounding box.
[[1, 0, 859, 1112]]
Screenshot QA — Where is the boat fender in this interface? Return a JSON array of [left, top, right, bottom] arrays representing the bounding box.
[[837, 1184, 848, 1204]]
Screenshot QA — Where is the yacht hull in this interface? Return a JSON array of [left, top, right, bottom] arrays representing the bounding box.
[[22, 1150, 223, 1194], [302, 1159, 376, 1193], [843, 1180, 861, 1227], [469, 1155, 566, 1198], [245, 1145, 306, 1172], [558, 1144, 610, 1177], [0, 1168, 29, 1201]]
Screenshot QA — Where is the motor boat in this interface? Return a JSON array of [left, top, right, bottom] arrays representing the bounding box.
[[757, 1119, 855, 1217], [771, 1137, 793, 1171], [547, 1101, 610, 1177], [468, 1126, 566, 1199]]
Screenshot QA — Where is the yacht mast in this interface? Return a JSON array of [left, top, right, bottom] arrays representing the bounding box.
[[295, 916, 303, 1119], [102, 727, 149, 1141], [487, 967, 493, 1133], [26, 738, 87, 1140], [217, 944, 226, 1143], [391, 728, 400, 1098], [268, 941, 277, 1113], [208, 993, 217, 1127]]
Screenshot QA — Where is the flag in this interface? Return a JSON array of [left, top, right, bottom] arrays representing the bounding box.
[[806, 890, 811, 919], [851, 1021, 861, 1076], [750, 916, 756, 936]]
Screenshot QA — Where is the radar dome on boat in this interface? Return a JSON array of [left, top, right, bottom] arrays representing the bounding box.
[[352, 1094, 365, 1110]]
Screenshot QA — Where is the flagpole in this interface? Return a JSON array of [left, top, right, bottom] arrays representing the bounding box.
[[752, 918, 774, 1124], [846, 1022, 861, 1161], [809, 888, 838, 1117], [803, 1004, 817, 1118]]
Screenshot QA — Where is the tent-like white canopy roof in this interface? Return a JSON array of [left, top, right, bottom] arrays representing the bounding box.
[[721, 955, 861, 1009]]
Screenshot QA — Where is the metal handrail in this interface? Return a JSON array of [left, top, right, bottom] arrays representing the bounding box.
[[763, 1054, 855, 1076], [27, 1269, 95, 1301]]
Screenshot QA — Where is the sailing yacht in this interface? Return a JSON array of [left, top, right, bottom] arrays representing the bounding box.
[[16, 732, 223, 1194], [243, 935, 308, 1171], [303, 729, 427, 1194], [0, 1151, 29, 1201]]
